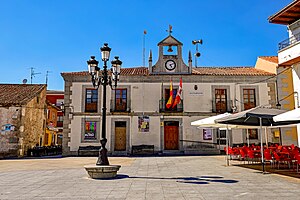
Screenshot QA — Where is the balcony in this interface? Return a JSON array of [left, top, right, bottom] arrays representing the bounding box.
[[211, 101, 233, 113], [279, 32, 300, 50], [159, 99, 183, 113], [278, 32, 300, 65], [110, 99, 131, 113]]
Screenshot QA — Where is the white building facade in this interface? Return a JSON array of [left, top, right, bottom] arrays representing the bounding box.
[[61, 34, 277, 156]]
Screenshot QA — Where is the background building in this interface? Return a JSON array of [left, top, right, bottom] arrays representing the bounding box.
[[0, 84, 47, 158], [61, 34, 277, 156], [46, 90, 64, 145]]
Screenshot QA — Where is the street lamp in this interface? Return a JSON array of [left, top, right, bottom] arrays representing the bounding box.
[[87, 43, 122, 166]]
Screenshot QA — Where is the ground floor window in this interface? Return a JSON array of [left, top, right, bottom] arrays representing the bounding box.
[[217, 129, 227, 145]]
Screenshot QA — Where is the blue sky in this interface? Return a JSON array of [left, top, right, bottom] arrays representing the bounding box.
[[0, 0, 292, 90]]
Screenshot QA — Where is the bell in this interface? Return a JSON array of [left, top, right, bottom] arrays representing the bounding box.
[[167, 45, 173, 52]]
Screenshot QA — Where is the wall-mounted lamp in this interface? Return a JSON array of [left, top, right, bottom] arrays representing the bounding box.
[[60, 102, 73, 116]]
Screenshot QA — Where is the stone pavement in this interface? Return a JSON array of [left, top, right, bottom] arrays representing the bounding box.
[[0, 155, 300, 200]]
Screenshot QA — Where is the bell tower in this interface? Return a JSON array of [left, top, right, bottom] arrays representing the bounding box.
[[149, 27, 192, 74]]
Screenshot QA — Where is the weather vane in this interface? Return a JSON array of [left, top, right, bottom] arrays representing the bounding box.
[[166, 25, 173, 35]]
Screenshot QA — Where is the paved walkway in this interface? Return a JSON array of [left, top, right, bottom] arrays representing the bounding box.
[[0, 155, 299, 200]]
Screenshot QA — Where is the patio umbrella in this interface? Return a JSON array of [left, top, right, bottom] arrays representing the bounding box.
[[191, 113, 232, 128], [273, 108, 300, 123], [216, 106, 288, 173]]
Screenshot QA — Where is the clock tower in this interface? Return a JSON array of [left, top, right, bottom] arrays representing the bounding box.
[[149, 30, 192, 74]]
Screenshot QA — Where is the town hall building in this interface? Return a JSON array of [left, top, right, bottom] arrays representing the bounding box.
[[61, 33, 278, 156]]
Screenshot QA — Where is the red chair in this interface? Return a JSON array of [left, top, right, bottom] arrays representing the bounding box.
[[291, 144, 295, 150], [273, 151, 291, 169], [296, 154, 300, 173], [264, 149, 274, 168], [247, 149, 257, 164], [239, 148, 247, 164]]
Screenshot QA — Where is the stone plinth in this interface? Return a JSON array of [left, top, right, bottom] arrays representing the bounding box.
[[84, 165, 121, 179]]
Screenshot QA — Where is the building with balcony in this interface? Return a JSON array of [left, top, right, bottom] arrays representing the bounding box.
[[61, 33, 277, 156], [269, 0, 300, 145]]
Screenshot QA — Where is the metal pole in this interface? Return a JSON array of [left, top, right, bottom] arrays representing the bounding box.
[[247, 129, 250, 147], [260, 117, 264, 173], [226, 125, 229, 166], [96, 60, 109, 165]]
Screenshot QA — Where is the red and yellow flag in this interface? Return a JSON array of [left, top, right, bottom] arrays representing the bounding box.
[[166, 80, 173, 109], [172, 78, 182, 108]]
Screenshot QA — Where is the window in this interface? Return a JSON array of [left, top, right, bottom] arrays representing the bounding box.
[[217, 129, 227, 145], [57, 116, 63, 123], [84, 122, 97, 140], [164, 88, 177, 111], [85, 89, 98, 112], [215, 89, 227, 113], [248, 129, 258, 140], [115, 89, 127, 112], [243, 89, 256, 110]]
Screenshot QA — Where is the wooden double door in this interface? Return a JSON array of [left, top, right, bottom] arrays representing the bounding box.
[[164, 121, 179, 150], [114, 121, 127, 151]]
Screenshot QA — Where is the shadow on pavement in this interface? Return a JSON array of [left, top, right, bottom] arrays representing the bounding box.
[[109, 174, 238, 185]]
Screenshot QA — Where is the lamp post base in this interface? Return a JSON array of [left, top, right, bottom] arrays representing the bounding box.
[[84, 165, 121, 179]]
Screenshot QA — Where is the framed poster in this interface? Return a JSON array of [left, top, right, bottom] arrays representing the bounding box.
[[138, 116, 150, 132], [203, 129, 212, 140], [84, 122, 97, 140]]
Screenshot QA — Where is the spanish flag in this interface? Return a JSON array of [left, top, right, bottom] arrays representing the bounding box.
[[166, 80, 173, 109]]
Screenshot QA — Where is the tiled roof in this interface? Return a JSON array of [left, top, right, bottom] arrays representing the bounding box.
[[192, 67, 274, 76], [0, 84, 46, 106], [259, 56, 278, 64], [61, 66, 274, 77]]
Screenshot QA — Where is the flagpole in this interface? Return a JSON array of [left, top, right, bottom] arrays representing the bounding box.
[[143, 30, 146, 67]]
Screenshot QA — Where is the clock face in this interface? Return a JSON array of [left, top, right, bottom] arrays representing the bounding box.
[[165, 60, 176, 71]]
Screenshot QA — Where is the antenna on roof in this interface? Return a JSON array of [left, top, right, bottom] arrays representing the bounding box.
[[45, 70, 52, 85], [30, 67, 41, 84], [22, 79, 28, 84]]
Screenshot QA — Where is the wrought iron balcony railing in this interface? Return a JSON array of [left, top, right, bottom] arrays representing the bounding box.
[[159, 99, 183, 113], [278, 32, 300, 50]]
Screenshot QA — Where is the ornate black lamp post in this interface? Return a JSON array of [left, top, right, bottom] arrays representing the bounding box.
[[87, 43, 122, 165]]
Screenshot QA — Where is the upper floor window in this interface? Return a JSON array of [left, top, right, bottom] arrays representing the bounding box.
[[115, 89, 127, 112], [215, 89, 227, 113], [243, 89, 256, 110], [85, 89, 98, 112]]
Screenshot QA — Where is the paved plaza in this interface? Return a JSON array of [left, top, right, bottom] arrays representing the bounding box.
[[0, 155, 299, 200]]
